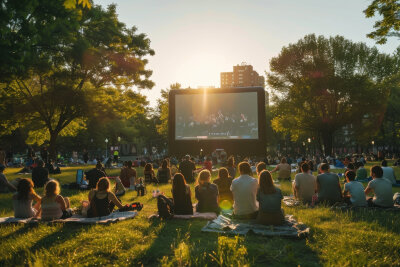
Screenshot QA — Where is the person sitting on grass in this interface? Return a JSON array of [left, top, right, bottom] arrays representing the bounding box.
[[381, 160, 397, 185], [230, 162, 258, 219], [119, 160, 136, 189], [32, 159, 50, 188], [270, 157, 291, 181], [343, 171, 367, 207], [213, 167, 233, 205], [144, 163, 157, 184], [157, 159, 171, 183], [256, 170, 284, 226], [255, 162, 267, 177], [346, 163, 355, 173], [12, 178, 41, 218], [0, 164, 16, 193], [355, 162, 368, 181], [178, 155, 196, 183], [41, 180, 72, 220], [316, 163, 342, 205], [364, 166, 393, 208], [87, 177, 124, 217], [171, 173, 193, 215], [86, 162, 107, 189], [195, 170, 220, 214], [293, 163, 316, 204]]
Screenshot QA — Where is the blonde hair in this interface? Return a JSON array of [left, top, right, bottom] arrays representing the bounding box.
[[96, 177, 110, 192], [44, 180, 60, 197], [197, 169, 211, 186]]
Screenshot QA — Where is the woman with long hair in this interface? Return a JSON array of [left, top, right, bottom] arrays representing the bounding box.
[[213, 167, 233, 205], [195, 170, 220, 214], [12, 178, 41, 218], [172, 173, 193, 215], [41, 180, 71, 220], [144, 163, 157, 184], [87, 177, 124, 217], [157, 159, 171, 183], [256, 170, 284, 225]]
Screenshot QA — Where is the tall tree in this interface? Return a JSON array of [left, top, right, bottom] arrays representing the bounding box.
[[267, 34, 400, 155], [364, 0, 400, 44], [155, 83, 182, 139], [1, 2, 154, 159]]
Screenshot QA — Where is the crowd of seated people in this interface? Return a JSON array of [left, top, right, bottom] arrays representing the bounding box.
[[1, 152, 399, 225]]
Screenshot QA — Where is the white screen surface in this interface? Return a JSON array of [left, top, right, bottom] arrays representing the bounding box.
[[175, 92, 258, 140]]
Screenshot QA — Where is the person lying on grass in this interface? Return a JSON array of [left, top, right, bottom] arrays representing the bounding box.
[[343, 170, 367, 207], [13, 178, 41, 218], [316, 163, 342, 205], [230, 162, 258, 219], [87, 177, 124, 217], [171, 173, 193, 215], [256, 170, 284, 226], [195, 170, 220, 214], [364, 166, 393, 208], [41, 180, 72, 220], [292, 162, 316, 204]]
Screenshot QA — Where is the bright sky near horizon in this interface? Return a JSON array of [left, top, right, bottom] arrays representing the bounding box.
[[96, 0, 399, 107]]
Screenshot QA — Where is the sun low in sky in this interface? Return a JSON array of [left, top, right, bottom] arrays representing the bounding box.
[[96, 0, 399, 107]]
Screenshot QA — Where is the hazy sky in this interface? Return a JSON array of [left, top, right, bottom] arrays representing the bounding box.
[[96, 0, 399, 107]]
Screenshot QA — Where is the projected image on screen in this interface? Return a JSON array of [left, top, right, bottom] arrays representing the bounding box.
[[175, 92, 258, 140]]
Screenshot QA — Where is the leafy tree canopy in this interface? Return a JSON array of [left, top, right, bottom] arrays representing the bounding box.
[[364, 0, 400, 44], [267, 34, 400, 154]]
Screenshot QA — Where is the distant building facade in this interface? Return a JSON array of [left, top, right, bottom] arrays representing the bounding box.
[[220, 63, 268, 106], [220, 63, 265, 88]]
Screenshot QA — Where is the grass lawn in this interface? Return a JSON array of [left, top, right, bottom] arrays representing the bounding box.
[[0, 162, 400, 266]]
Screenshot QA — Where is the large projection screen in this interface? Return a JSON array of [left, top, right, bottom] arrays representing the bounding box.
[[175, 92, 258, 140], [169, 87, 266, 156]]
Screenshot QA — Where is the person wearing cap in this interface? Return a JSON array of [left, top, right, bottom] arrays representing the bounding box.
[[179, 155, 196, 183], [0, 165, 16, 193]]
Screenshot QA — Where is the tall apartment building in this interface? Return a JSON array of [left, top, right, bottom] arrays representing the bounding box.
[[220, 63, 265, 88]]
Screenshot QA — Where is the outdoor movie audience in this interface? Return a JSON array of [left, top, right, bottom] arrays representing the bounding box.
[[316, 163, 342, 205], [178, 155, 196, 183], [195, 170, 220, 214], [85, 162, 107, 189], [157, 159, 171, 183], [171, 173, 193, 215], [230, 162, 258, 219], [32, 159, 50, 187], [213, 167, 233, 205], [364, 166, 393, 208], [293, 163, 316, 204]]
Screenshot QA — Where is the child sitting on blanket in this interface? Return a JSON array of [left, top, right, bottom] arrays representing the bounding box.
[[195, 170, 220, 214], [343, 171, 367, 207], [12, 178, 41, 218], [41, 180, 73, 220], [256, 170, 285, 225], [87, 177, 124, 217]]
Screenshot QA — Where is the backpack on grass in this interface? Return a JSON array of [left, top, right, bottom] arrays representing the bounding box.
[[157, 195, 174, 219]]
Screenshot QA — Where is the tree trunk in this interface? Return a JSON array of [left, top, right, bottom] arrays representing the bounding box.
[[49, 131, 59, 161]]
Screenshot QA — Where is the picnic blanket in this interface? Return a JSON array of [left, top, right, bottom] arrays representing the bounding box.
[[0, 211, 137, 225], [201, 214, 309, 239], [149, 212, 218, 220], [283, 196, 301, 207]]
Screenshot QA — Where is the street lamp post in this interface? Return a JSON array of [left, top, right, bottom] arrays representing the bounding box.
[[105, 138, 109, 158], [372, 140, 375, 154]]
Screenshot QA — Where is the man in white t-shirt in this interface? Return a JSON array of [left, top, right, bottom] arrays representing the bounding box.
[[293, 162, 316, 203], [365, 166, 393, 207], [343, 170, 366, 207], [230, 162, 258, 219], [381, 160, 397, 184]]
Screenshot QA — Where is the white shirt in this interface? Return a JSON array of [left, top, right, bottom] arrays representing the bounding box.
[[230, 174, 258, 215], [344, 181, 366, 206], [382, 167, 396, 184]]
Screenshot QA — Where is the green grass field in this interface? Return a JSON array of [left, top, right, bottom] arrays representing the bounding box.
[[0, 163, 400, 266]]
